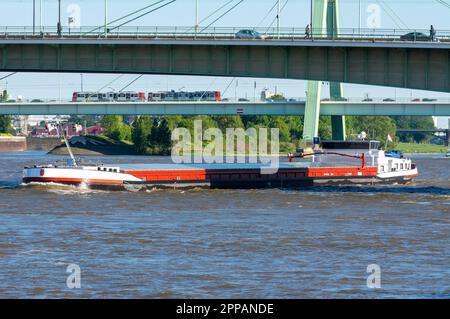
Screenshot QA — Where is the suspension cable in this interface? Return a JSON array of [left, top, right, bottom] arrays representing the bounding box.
[[255, 0, 278, 29], [374, 0, 403, 29], [185, 0, 237, 33], [264, 0, 289, 35], [222, 77, 236, 97], [200, 0, 244, 33], [198, 78, 218, 101], [80, 74, 124, 101], [435, 0, 450, 10], [85, 0, 167, 35], [0, 72, 16, 81], [109, 0, 177, 32], [97, 74, 125, 92], [119, 75, 144, 92], [379, 0, 409, 29]]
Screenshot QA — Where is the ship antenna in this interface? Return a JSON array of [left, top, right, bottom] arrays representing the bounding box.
[[60, 124, 77, 167]]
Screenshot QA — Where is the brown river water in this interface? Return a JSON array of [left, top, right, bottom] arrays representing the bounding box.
[[0, 152, 448, 298]]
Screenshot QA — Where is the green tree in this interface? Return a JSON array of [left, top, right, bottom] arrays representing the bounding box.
[[132, 116, 153, 154], [157, 118, 172, 150], [391, 116, 435, 143], [164, 115, 185, 130], [101, 115, 122, 135], [268, 117, 291, 142], [101, 115, 131, 141], [242, 115, 271, 128], [213, 116, 244, 132], [318, 116, 332, 140], [0, 115, 12, 134], [350, 116, 397, 147], [118, 124, 132, 142], [270, 94, 286, 101], [285, 116, 304, 141], [149, 118, 172, 155]]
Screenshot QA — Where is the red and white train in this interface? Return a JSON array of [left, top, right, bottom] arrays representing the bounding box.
[[148, 90, 222, 102], [72, 91, 146, 102], [72, 90, 222, 102]]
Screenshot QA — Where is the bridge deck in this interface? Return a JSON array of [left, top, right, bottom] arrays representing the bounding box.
[[1, 101, 449, 116], [4, 27, 450, 93]]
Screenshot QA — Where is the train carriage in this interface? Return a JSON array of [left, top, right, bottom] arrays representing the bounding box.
[[148, 90, 222, 102], [72, 91, 145, 102]]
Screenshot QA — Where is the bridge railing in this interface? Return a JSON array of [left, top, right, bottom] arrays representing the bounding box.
[[321, 97, 450, 103], [2, 26, 450, 42], [4, 97, 450, 104]]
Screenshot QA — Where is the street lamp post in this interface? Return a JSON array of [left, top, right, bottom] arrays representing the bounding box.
[[277, 0, 280, 39], [195, 0, 199, 34], [104, 0, 108, 38], [33, 0, 36, 35], [310, 0, 313, 37], [39, 0, 42, 33], [331, 0, 335, 39], [359, 0, 361, 36], [57, 0, 62, 37]]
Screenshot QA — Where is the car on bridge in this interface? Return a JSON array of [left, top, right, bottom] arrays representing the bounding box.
[[422, 98, 437, 102], [235, 29, 264, 39], [383, 98, 395, 102], [400, 32, 430, 41]]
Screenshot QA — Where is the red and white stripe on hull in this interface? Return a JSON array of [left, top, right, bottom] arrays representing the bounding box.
[[23, 167, 141, 185]]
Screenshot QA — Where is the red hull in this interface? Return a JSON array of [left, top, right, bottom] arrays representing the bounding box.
[[122, 166, 378, 183]]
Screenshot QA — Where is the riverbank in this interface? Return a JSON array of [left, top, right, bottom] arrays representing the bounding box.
[[27, 137, 62, 151], [395, 143, 448, 154], [0, 136, 26, 152]]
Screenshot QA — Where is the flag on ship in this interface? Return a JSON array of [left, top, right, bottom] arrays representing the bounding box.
[[387, 133, 393, 143]]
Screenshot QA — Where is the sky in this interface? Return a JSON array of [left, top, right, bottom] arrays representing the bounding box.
[[0, 0, 450, 128]]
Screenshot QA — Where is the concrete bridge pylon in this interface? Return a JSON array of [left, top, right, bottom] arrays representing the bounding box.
[[303, 0, 346, 142]]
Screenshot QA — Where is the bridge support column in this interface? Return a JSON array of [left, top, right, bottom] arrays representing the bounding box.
[[303, 81, 322, 140], [303, 0, 327, 143], [330, 82, 346, 140], [303, 0, 346, 142], [328, 0, 346, 141]]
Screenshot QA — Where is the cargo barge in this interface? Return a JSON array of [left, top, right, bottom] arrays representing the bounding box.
[[22, 147, 418, 190]]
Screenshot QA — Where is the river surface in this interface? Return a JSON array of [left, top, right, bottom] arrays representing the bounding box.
[[0, 152, 448, 298]]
